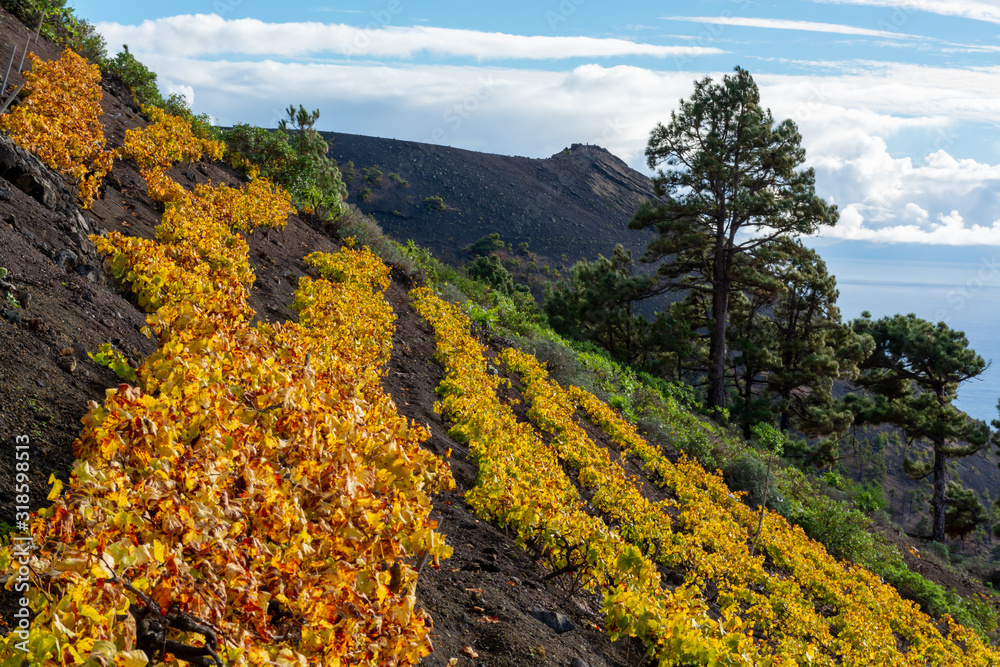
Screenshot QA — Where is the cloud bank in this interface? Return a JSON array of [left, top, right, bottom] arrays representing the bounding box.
[[99, 16, 1000, 246], [662, 16, 914, 39], [811, 0, 1000, 25], [97, 16, 723, 60]]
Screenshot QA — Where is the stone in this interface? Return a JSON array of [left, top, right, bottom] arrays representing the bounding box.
[[528, 609, 575, 634], [16, 289, 29, 310], [15, 172, 57, 209], [570, 659, 589, 667], [4, 309, 21, 325], [54, 248, 78, 272], [0, 186, 12, 201], [75, 263, 99, 282], [71, 341, 87, 357], [57, 355, 77, 373]]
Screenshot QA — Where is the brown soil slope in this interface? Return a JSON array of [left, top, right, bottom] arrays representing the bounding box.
[[0, 12, 645, 666]]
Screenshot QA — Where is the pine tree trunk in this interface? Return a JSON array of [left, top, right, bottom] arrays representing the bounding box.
[[779, 397, 791, 432], [931, 439, 947, 543], [707, 283, 729, 411]]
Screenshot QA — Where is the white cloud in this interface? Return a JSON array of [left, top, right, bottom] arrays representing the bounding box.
[[95, 11, 1000, 247], [97, 15, 723, 61], [661, 15, 914, 39], [824, 207, 1000, 244], [811, 0, 1000, 25]]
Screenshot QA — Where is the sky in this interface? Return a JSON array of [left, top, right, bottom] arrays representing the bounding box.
[[64, 0, 1000, 417], [66, 0, 1000, 251]]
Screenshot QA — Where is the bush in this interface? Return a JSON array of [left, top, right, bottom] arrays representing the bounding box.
[[853, 479, 888, 514], [467, 255, 516, 295], [358, 187, 371, 201], [423, 195, 446, 211], [223, 123, 296, 180], [102, 46, 161, 108], [388, 171, 409, 187], [723, 453, 778, 509], [465, 232, 504, 256], [395, 239, 459, 287], [2, 0, 106, 63], [777, 468, 902, 568], [341, 160, 356, 183], [162, 93, 219, 143], [362, 167, 383, 187], [222, 106, 347, 220], [514, 335, 597, 396]]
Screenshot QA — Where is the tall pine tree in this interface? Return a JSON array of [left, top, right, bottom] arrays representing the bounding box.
[[630, 67, 838, 412], [848, 313, 989, 543]]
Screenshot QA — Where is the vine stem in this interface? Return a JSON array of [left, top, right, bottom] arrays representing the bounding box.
[[748, 450, 773, 559]]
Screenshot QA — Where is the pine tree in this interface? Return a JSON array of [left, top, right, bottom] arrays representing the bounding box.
[[848, 313, 989, 543], [544, 245, 657, 366], [764, 243, 871, 437], [630, 67, 838, 412], [278, 104, 347, 218]]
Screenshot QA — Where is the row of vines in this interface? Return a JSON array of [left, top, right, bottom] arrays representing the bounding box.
[[413, 289, 1000, 666], [0, 48, 452, 666]]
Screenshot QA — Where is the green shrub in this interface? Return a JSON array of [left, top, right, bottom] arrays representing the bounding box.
[[362, 167, 383, 187], [341, 160, 356, 183], [162, 93, 219, 143], [223, 106, 347, 220], [358, 187, 371, 202], [423, 195, 446, 211], [853, 480, 888, 514], [395, 239, 459, 287], [465, 232, 505, 256], [777, 469, 902, 568], [223, 123, 296, 181], [723, 453, 778, 509], [467, 255, 517, 296], [2, 0, 106, 63], [388, 171, 409, 187], [102, 46, 162, 108]]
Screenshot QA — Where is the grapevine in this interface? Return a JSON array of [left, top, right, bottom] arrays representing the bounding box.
[[0, 49, 114, 208], [0, 96, 452, 666], [414, 287, 1000, 666]]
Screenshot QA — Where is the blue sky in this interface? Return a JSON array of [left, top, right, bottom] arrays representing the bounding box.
[[68, 0, 1000, 248]]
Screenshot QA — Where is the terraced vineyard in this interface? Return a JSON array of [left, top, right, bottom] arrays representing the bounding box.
[[1, 43, 999, 667], [414, 290, 1000, 666]]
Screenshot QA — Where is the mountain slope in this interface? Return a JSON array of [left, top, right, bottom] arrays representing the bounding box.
[[323, 131, 656, 265]]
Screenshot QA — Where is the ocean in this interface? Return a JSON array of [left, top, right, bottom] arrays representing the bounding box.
[[815, 241, 1000, 424]]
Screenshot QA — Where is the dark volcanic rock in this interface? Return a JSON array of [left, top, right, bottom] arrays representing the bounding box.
[[323, 132, 657, 266], [529, 609, 575, 634]]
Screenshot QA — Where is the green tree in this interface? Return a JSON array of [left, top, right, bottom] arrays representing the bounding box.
[[544, 245, 658, 367], [848, 313, 990, 543], [277, 104, 347, 219], [466, 254, 520, 296], [762, 243, 871, 438], [102, 45, 161, 108], [630, 67, 838, 412], [224, 105, 347, 220], [945, 480, 987, 541]]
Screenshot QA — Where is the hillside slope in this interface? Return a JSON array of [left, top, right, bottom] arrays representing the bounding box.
[[1, 10, 999, 666], [323, 131, 656, 265], [0, 14, 653, 666]]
